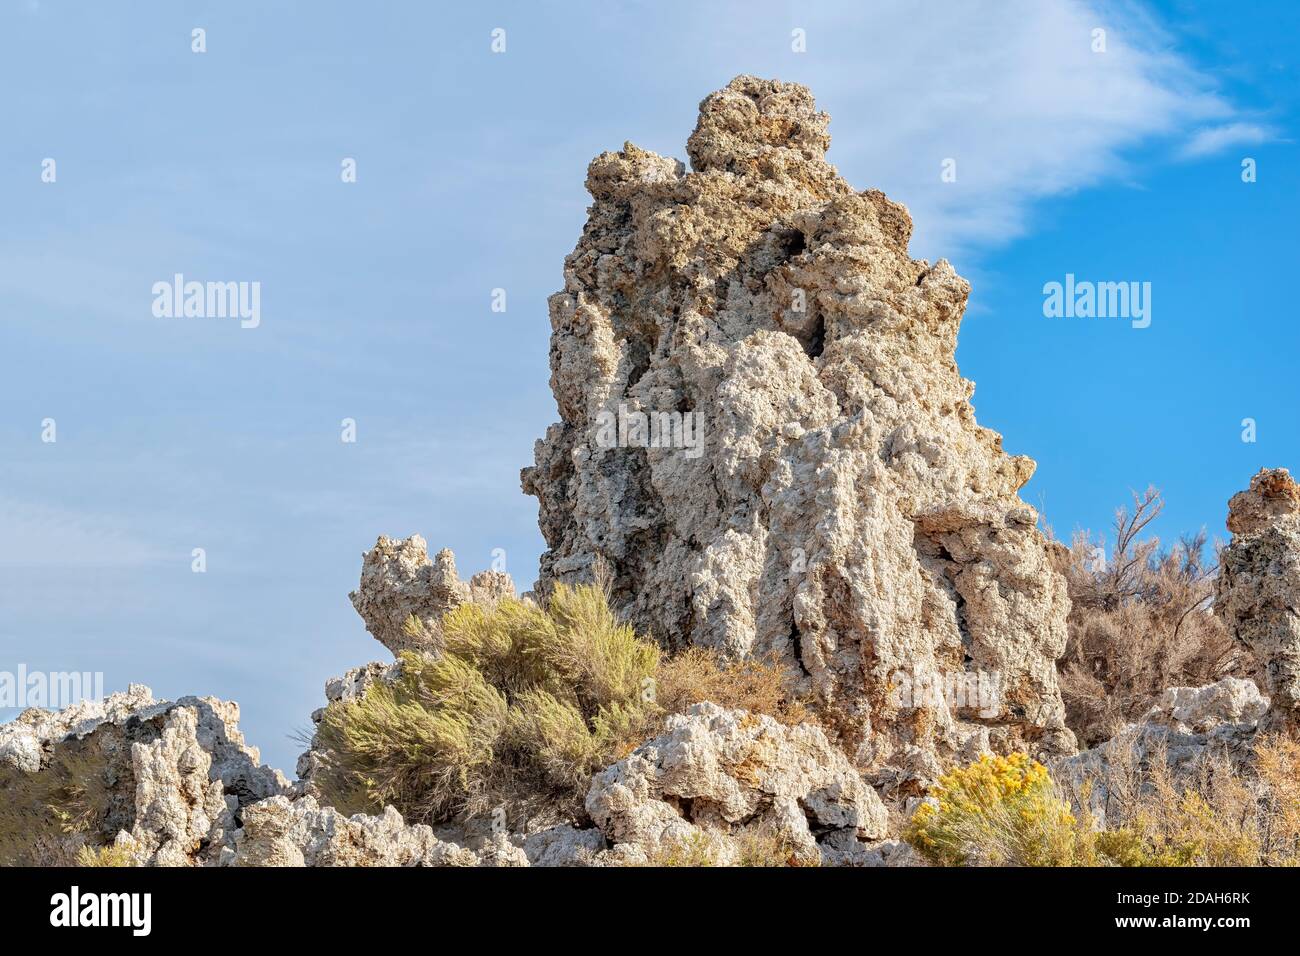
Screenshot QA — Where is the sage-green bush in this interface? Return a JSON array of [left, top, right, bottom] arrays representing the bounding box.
[[315, 583, 660, 825]]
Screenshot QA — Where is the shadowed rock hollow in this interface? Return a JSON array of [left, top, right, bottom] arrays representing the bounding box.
[[522, 75, 1076, 788]]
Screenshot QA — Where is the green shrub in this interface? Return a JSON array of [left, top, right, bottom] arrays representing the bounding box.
[[315, 583, 659, 825], [315, 582, 826, 831], [0, 736, 124, 866]]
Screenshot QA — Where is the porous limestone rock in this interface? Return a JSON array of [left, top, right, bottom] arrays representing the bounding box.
[[523, 75, 1075, 787], [350, 534, 514, 657], [1146, 677, 1269, 735], [0, 683, 539, 867], [1215, 467, 1300, 732], [469, 832, 531, 867], [229, 795, 481, 867], [522, 824, 607, 866], [818, 831, 922, 867], [0, 682, 158, 775], [585, 702, 889, 865], [0, 685, 287, 866], [1054, 676, 1268, 825]]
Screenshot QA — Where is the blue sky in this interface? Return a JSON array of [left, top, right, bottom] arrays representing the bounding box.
[[1, 0, 1295, 771]]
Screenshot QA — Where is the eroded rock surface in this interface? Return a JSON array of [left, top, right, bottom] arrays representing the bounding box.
[[0, 685, 286, 866], [1216, 467, 1300, 732], [523, 75, 1074, 785], [350, 535, 514, 657], [0, 683, 541, 867], [229, 795, 482, 867], [1053, 676, 1269, 825], [585, 702, 889, 865], [1145, 677, 1269, 735]]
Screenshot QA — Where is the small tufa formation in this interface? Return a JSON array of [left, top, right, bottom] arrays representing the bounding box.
[[229, 796, 492, 867], [523, 75, 1074, 786], [0, 685, 287, 866], [350, 535, 514, 656], [0, 683, 532, 868], [1144, 677, 1269, 736], [1216, 467, 1300, 732], [586, 702, 890, 865], [1053, 675, 1270, 827]]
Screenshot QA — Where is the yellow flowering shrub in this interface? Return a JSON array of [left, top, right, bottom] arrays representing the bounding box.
[[905, 752, 1082, 866], [907, 738, 1294, 867]]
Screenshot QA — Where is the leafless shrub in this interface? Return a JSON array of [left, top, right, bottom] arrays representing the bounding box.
[[1053, 487, 1253, 746], [1079, 734, 1299, 866]]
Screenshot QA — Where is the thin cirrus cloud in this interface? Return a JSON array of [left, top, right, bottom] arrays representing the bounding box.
[[1177, 121, 1275, 159]]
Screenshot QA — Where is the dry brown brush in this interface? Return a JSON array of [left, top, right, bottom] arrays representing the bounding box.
[[1054, 487, 1253, 746]]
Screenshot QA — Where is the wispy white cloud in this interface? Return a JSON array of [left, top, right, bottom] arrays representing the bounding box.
[[1178, 122, 1275, 158]]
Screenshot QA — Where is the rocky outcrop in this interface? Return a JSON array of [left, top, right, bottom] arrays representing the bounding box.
[[522, 74, 1074, 786], [0, 685, 287, 866], [228, 796, 484, 867], [585, 702, 890, 865], [521, 824, 607, 866], [350, 535, 514, 657], [1145, 677, 1269, 735], [0, 682, 543, 867], [1053, 676, 1268, 825], [46, 76, 1296, 868], [1216, 467, 1300, 733]]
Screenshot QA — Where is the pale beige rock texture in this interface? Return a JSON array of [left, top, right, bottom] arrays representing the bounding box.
[[0, 685, 287, 866], [350, 534, 514, 656], [1215, 467, 1300, 732], [585, 702, 889, 865], [522, 75, 1075, 789], [229, 795, 482, 867], [0, 684, 518, 867], [1146, 677, 1269, 735], [1053, 676, 1269, 826]]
